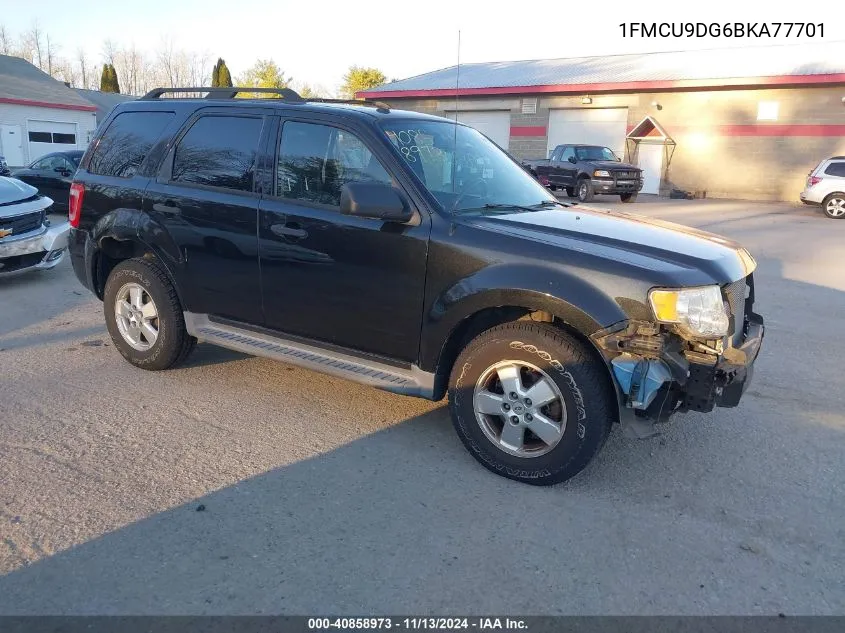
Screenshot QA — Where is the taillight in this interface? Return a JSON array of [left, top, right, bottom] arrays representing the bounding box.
[[68, 182, 84, 227], [808, 176, 823, 187]]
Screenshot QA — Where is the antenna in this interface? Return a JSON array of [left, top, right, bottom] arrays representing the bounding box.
[[450, 29, 461, 216]]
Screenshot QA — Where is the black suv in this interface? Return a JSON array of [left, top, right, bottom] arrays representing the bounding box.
[[69, 87, 764, 485]]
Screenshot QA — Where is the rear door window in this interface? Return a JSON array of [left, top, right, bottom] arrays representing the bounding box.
[[88, 111, 175, 178], [824, 162, 845, 177], [171, 115, 263, 193]]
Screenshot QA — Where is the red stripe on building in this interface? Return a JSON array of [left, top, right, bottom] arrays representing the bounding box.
[[0, 97, 97, 112], [510, 126, 546, 136], [359, 73, 845, 99]]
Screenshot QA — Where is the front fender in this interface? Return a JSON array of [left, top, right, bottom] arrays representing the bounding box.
[[420, 263, 629, 370]]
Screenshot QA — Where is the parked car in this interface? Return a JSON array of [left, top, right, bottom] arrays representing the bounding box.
[[799, 156, 845, 218], [68, 87, 764, 486], [0, 177, 69, 275], [0, 155, 10, 177], [523, 144, 644, 203], [11, 150, 83, 212]]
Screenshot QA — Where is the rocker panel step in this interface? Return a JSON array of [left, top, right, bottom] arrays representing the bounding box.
[[183, 312, 435, 398]]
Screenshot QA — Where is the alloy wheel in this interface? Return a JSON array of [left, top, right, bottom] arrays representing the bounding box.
[[473, 360, 566, 458], [825, 197, 845, 217], [114, 283, 159, 351]]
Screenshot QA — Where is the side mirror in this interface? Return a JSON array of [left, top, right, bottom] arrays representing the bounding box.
[[567, 156, 577, 164], [340, 182, 413, 223]]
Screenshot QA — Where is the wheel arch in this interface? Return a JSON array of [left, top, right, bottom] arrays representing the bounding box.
[[88, 208, 184, 301], [423, 279, 626, 403]]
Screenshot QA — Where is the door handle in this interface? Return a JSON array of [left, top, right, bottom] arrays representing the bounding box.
[[153, 200, 181, 215], [270, 223, 308, 239]]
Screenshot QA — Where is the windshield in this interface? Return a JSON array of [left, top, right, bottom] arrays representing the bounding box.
[[575, 146, 617, 161], [381, 120, 555, 214]]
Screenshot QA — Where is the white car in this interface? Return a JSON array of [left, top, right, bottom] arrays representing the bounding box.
[[0, 177, 69, 275], [799, 156, 845, 219]]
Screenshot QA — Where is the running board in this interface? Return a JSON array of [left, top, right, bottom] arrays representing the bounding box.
[[183, 312, 435, 399]]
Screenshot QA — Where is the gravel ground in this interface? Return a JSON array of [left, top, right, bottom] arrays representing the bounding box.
[[0, 199, 843, 615]]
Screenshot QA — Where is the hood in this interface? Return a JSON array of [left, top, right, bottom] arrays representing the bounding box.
[[461, 206, 756, 286], [590, 160, 639, 171], [0, 177, 38, 205], [0, 177, 53, 219]]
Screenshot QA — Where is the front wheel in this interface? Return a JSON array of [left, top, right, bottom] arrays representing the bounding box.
[[576, 179, 594, 202], [448, 322, 614, 485], [822, 193, 845, 218], [620, 193, 638, 203], [103, 257, 196, 370]]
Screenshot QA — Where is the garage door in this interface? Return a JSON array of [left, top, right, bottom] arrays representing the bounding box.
[[27, 121, 78, 163], [547, 108, 628, 158], [455, 111, 511, 150]]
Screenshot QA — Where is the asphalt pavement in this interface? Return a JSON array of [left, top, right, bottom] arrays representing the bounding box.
[[0, 198, 843, 615]]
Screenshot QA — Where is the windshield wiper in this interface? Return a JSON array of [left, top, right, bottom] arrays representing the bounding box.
[[458, 203, 543, 214], [531, 200, 570, 209]]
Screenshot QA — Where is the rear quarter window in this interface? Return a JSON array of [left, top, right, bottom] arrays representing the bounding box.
[[88, 111, 175, 178], [823, 162, 845, 177]]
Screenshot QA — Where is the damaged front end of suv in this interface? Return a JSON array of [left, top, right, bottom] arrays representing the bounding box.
[[592, 261, 764, 438]]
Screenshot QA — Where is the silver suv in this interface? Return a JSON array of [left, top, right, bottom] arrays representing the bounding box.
[[800, 156, 845, 218]]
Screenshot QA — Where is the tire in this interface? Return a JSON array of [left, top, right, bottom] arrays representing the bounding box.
[[576, 178, 594, 202], [103, 257, 196, 371], [620, 193, 638, 203], [822, 193, 845, 219], [448, 321, 614, 485], [565, 187, 575, 198]]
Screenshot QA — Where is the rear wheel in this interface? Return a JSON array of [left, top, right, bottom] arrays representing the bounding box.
[[822, 193, 845, 218], [103, 257, 196, 370], [576, 178, 594, 202], [448, 322, 614, 485], [620, 193, 638, 203]]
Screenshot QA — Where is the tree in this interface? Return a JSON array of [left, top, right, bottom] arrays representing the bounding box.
[[295, 82, 330, 99], [211, 58, 232, 88], [0, 25, 12, 55], [100, 63, 120, 93], [237, 59, 291, 96], [338, 66, 386, 100]]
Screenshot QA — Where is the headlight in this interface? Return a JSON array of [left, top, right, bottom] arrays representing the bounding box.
[[649, 285, 729, 338], [593, 170, 611, 178]]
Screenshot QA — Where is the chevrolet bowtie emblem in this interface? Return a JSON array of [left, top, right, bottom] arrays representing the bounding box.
[[0, 228, 12, 238]]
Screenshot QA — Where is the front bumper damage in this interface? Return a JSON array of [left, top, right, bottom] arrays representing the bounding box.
[[592, 283, 765, 438], [0, 221, 70, 274]]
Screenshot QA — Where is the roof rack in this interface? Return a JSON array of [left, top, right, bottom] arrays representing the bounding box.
[[304, 97, 391, 113], [141, 87, 391, 112], [142, 87, 305, 100]]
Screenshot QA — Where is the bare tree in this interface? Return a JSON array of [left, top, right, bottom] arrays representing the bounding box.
[[76, 47, 90, 88], [0, 25, 12, 55], [46, 32, 58, 76], [102, 39, 118, 66], [26, 20, 45, 69]]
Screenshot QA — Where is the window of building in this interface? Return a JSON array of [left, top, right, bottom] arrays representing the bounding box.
[[277, 121, 392, 207], [172, 115, 263, 192], [824, 161, 845, 177], [757, 101, 779, 121], [88, 111, 175, 178], [28, 131, 52, 143], [53, 133, 76, 144]]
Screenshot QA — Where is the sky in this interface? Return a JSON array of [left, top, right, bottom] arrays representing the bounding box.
[[1, 0, 842, 93]]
